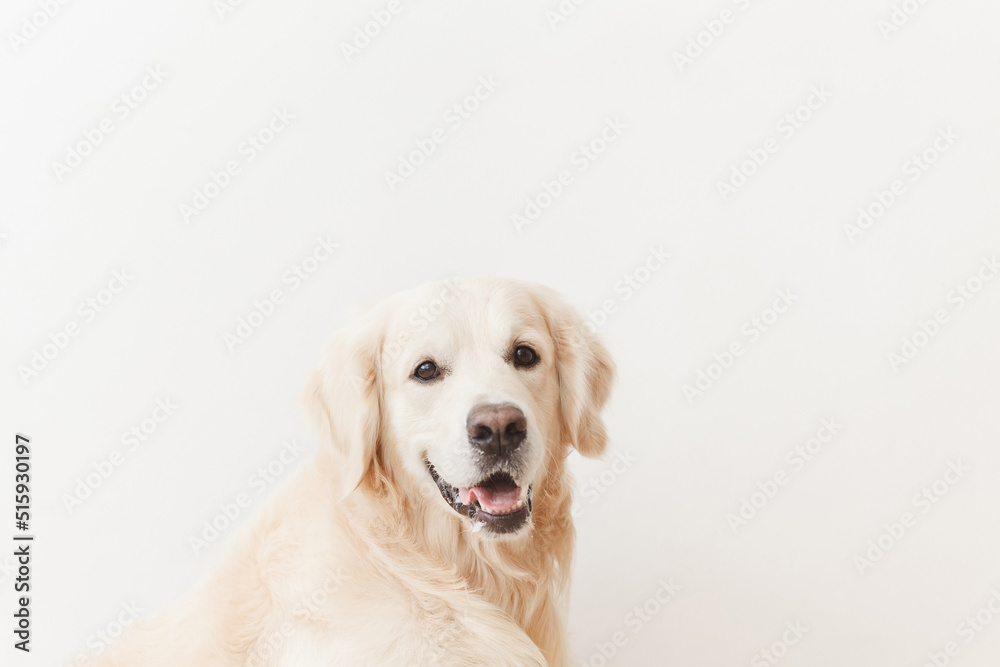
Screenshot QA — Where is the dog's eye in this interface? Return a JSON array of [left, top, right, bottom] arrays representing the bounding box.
[[413, 361, 440, 382], [513, 345, 538, 368]]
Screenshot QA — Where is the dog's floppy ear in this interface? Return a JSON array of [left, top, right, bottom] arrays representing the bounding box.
[[534, 286, 616, 458], [303, 307, 385, 497]]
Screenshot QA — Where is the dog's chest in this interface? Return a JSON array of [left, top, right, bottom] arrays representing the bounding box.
[[244, 605, 439, 666]]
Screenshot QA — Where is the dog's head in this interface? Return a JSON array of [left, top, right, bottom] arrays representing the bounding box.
[[305, 277, 614, 538]]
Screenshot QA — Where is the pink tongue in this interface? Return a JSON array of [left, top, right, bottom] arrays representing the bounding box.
[[459, 483, 521, 514]]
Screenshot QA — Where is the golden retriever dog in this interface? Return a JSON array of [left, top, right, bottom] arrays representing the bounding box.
[[95, 276, 615, 666]]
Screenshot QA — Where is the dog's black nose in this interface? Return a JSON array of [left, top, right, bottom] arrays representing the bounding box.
[[467, 404, 526, 456]]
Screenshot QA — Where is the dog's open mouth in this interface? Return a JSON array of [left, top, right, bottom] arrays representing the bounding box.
[[426, 460, 532, 534]]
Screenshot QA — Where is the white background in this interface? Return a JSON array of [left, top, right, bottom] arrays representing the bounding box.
[[2, 0, 1000, 665]]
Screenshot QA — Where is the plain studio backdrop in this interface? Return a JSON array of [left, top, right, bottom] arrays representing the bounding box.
[[2, 0, 1000, 665]]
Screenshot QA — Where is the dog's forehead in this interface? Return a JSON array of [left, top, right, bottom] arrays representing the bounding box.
[[384, 279, 549, 350]]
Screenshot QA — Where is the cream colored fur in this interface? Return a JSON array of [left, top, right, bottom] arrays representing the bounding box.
[[93, 277, 615, 666]]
